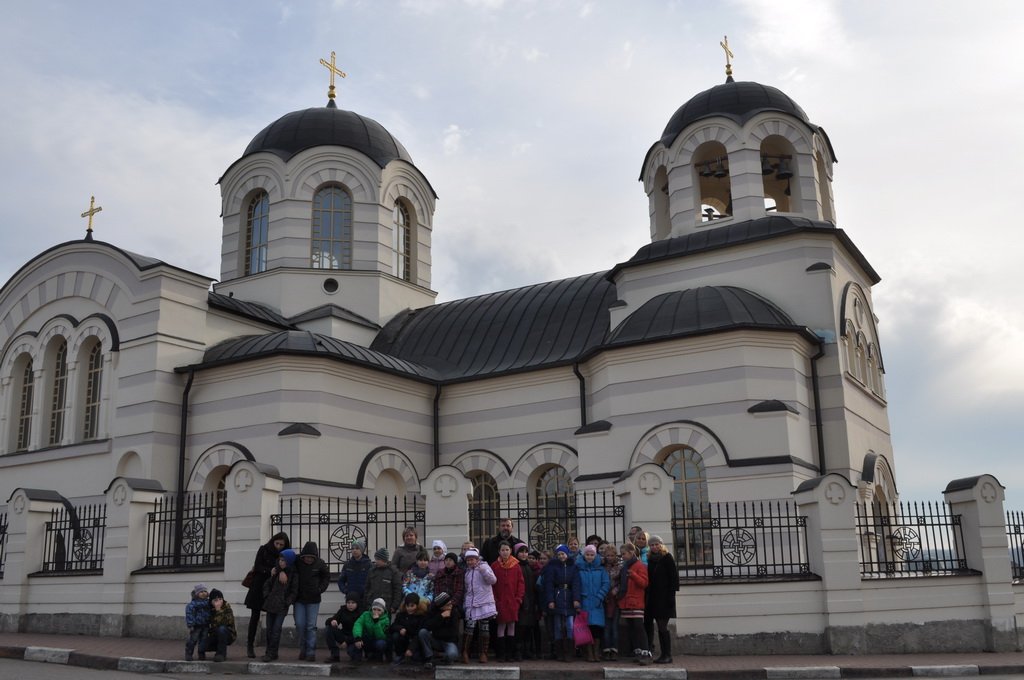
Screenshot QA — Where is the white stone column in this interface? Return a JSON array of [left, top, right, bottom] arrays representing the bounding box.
[[61, 360, 78, 446], [422, 466, 471, 553], [28, 368, 45, 450], [0, 376, 11, 454], [0, 488, 64, 632], [792, 474, 864, 654], [223, 461, 282, 606], [613, 463, 673, 554], [943, 475, 1016, 651], [100, 477, 166, 636], [728, 147, 765, 221]]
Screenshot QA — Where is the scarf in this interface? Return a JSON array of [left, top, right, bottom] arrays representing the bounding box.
[[496, 555, 519, 570], [618, 556, 636, 598]]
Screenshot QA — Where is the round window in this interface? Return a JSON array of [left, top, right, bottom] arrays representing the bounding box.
[[323, 278, 339, 294]]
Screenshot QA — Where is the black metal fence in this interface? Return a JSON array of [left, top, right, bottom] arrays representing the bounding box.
[[272, 495, 425, 574], [41, 502, 106, 573], [857, 501, 975, 578], [1007, 510, 1024, 582], [469, 489, 626, 555], [143, 490, 227, 570], [0, 511, 7, 579], [674, 500, 813, 582]]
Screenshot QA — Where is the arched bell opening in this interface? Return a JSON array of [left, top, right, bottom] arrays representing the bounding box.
[[760, 135, 799, 213], [693, 141, 731, 222]]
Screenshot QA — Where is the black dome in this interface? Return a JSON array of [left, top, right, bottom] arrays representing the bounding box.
[[661, 80, 811, 147], [242, 103, 413, 168]]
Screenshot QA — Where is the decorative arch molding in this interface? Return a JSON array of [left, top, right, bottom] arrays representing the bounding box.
[[3, 313, 119, 373], [746, 117, 814, 154], [2, 270, 130, 344], [672, 123, 742, 165], [641, 147, 670, 194], [382, 179, 432, 229], [2, 341, 36, 374], [187, 442, 255, 491], [839, 281, 885, 370], [356, 446, 422, 493], [859, 451, 898, 504], [509, 442, 579, 487], [289, 150, 380, 202], [450, 449, 513, 488], [69, 314, 119, 356], [630, 421, 729, 470], [223, 168, 287, 217], [38, 319, 73, 352]]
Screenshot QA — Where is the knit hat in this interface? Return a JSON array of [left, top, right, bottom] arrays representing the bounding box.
[[648, 534, 664, 544], [209, 588, 224, 602], [555, 544, 570, 556], [371, 597, 387, 611], [403, 592, 420, 606], [432, 539, 447, 552], [351, 538, 366, 551], [514, 542, 528, 554], [583, 544, 598, 556], [346, 593, 360, 604], [374, 547, 390, 562], [464, 548, 480, 559], [434, 591, 452, 608], [280, 548, 297, 567], [444, 552, 459, 564], [192, 583, 209, 598]]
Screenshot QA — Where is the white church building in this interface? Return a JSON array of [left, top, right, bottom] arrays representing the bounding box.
[[1, 61, 1019, 654]]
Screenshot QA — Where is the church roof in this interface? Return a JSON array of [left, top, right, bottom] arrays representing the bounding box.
[[207, 292, 295, 329], [241, 104, 414, 169], [607, 215, 880, 284]]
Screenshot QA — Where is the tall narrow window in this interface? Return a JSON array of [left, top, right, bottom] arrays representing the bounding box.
[[48, 341, 68, 445], [311, 186, 352, 269], [16, 360, 34, 451], [244, 191, 269, 275], [393, 201, 412, 281], [469, 471, 499, 549], [534, 466, 574, 551], [663, 445, 712, 567], [82, 343, 103, 440]]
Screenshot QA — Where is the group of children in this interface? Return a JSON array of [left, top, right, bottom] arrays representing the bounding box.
[[184, 584, 238, 662]]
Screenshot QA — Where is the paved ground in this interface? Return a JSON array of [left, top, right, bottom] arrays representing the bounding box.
[[1, 632, 1024, 678]]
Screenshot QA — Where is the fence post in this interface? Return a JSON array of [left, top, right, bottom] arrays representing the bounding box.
[[101, 477, 166, 636], [943, 475, 1016, 651], [0, 488, 64, 632], [613, 463, 673, 554], [422, 466, 471, 552], [224, 461, 281, 607], [792, 474, 864, 654]]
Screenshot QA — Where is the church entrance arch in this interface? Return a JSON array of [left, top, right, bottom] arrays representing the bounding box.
[[188, 443, 253, 492]]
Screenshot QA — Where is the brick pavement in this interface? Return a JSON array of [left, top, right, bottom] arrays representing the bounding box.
[[2, 632, 1024, 678]]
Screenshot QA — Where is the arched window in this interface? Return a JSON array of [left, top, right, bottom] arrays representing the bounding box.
[[48, 340, 68, 445], [693, 141, 731, 222], [840, 286, 886, 398], [661, 445, 712, 567], [311, 185, 352, 270], [14, 359, 35, 451], [393, 201, 412, 282], [243, 191, 269, 275], [533, 465, 574, 551], [469, 471, 499, 548], [760, 136, 798, 213], [82, 342, 103, 440]]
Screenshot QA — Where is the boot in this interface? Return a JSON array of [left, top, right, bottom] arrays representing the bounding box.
[[460, 633, 472, 664], [246, 643, 256, 659], [478, 633, 489, 663], [493, 637, 503, 663], [589, 643, 599, 662], [559, 639, 571, 662], [655, 630, 673, 664], [512, 638, 522, 661], [635, 648, 654, 665]]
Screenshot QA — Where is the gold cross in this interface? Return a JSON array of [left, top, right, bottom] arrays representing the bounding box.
[[81, 195, 103, 239], [720, 35, 735, 78], [319, 51, 347, 101]]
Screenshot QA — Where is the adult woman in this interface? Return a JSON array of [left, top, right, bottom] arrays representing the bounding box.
[[243, 532, 290, 658], [633, 531, 650, 564], [616, 542, 652, 665], [645, 535, 679, 664]]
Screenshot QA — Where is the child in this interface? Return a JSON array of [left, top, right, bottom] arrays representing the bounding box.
[[402, 550, 434, 603], [364, 548, 403, 614], [515, 543, 539, 660], [207, 588, 237, 662], [184, 583, 210, 661], [390, 592, 426, 664], [418, 591, 460, 668], [428, 540, 448, 576], [352, 597, 391, 662], [577, 544, 610, 662], [491, 541, 524, 661], [293, 541, 330, 662], [617, 542, 652, 664], [324, 593, 363, 662], [461, 548, 497, 663], [261, 548, 297, 662], [601, 542, 622, 660], [542, 544, 581, 662]]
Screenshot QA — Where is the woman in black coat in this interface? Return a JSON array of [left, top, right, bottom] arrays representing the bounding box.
[[644, 535, 678, 664], [243, 532, 290, 658]]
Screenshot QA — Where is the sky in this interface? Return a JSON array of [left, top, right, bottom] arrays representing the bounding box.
[[1, 0, 1022, 506]]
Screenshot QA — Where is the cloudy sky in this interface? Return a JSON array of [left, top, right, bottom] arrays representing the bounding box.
[[1, 1, 1022, 506]]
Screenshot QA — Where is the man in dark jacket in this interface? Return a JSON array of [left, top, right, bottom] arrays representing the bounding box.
[[337, 539, 371, 604], [324, 593, 363, 662], [365, 547, 403, 614], [418, 591, 461, 668], [481, 518, 522, 564], [294, 541, 330, 662]]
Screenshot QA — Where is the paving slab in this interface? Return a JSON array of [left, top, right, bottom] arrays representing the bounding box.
[[247, 660, 332, 676], [765, 666, 840, 679], [23, 646, 73, 664], [117, 656, 167, 672], [605, 667, 687, 679], [436, 666, 520, 679], [911, 666, 978, 677]]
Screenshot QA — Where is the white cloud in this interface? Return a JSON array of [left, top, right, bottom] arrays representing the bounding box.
[[523, 47, 546, 62], [412, 84, 431, 100], [580, 2, 593, 18], [442, 124, 464, 155]]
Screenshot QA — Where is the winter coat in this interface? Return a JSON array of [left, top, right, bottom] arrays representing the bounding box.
[[577, 555, 610, 627], [603, 557, 622, 618], [402, 564, 434, 602], [244, 532, 289, 610], [261, 565, 298, 614], [542, 558, 581, 615], [481, 532, 522, 565], [185, 595, 210, 629], [463, 561, 498, 621], [364, 563, 403, 612], [421, 602, 460, 643], [325, 604, 363, 635], [294, 542, 330, 604], [389, 609, 425, 640], [428, 554, 446, 577], [432, 565, 465, 610], [645, 550, 679, 619], [616, 558, 648, 611], [337, 553, 371, 602], [209, 601, 237, 643], [352, 610, 390, 641], [517, 558, 539, 625], [491, 556, 525, 623], [391, 543, 424, 573]]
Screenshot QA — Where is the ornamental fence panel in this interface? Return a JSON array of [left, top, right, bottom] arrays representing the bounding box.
[[40, 501, 106, 574], [674, 500, 814, 583], [142, 490, 226, 570], [469, 489, 626, 555], [857, 500, 975, 578], [272, 495, 425, 575], [0, 511, 7, 579], [1006, 509, 1024, 582]]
